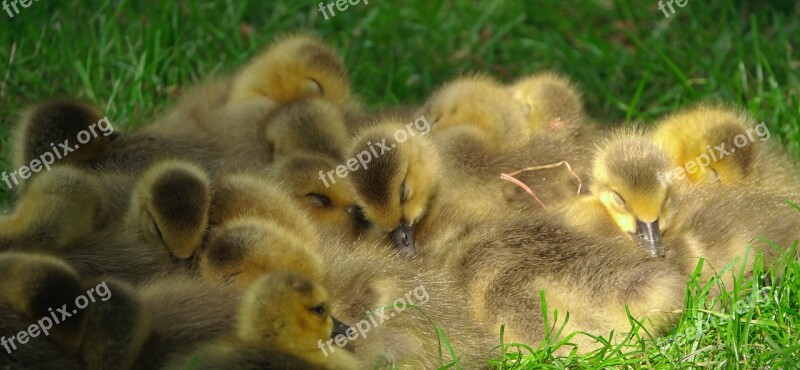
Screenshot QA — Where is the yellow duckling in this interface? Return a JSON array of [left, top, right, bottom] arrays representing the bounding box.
[[419, 74, 530, 149], [166, 271, 360, 370], [227, 34, 351, 108]]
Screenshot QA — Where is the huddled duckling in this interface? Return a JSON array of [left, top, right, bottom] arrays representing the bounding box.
[[0, 159, 213, 282], [344, 121, 445, 255], [554, 129, 673, 257], [11, 99, 115, 182], [166, 271, 359, 370], [651, 104, 800, 190], [0, 251, 242, 370], [264, 97, 349, 161], [200, 217, 323, 289], [507, 71, 596, 138], [420, 74, 530, 149], [125, 160, 211, 259], [227, 34, 352, 109], [444, 212, 686, 355], [319, 241, 496, 368], [552, 129, 799, 287], [0, 165, 102, 252], [209, 173, 318, 244], [652, 105, 763, 186], [269, 153, 377, 243]]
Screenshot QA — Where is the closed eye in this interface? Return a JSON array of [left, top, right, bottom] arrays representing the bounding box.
[[306, 193, 332, 207]]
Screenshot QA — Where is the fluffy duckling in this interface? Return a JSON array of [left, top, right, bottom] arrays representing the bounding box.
[[200, 217, 323, 289], [209, 173, 318, 245], [445, 212, 686, 354], [345, 121, 444, 255], [319, 241, 496, 368], [662, 185, 800, 288], [125, 160, 211, 259], [552, 129, 797, 287], [0, 252, 86, 352], [0, 305, 83, 370], [507, 71, 594, 137], [417, 74, 593, 212], [130, 274, 240, 369], [0, 165, 101, 251], [166, 271, 359, 370], [651, 105, 766, 186], [269, 153, 376, 242], [0, 160, 207, 281], [555, 130, 673, 257], [0, 254, 150, 369], [419, 74, 530, 149], [265, 98, 350, 161], [227, 34, 351, 108], [0, 251, 242, 370], [11, 99, 115, 176]]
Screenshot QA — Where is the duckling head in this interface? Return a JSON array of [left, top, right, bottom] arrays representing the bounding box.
[[265, 98, 349, 161], [229, 34, 350, 107], [346, 121, 442, 255], [128, 160, 211, 259], [238, 271, 351, 355], [13, 99, 116, 171], [592, 131, 673, 257], [272, 153, 374, 241], [652, 106, 762, 185], [420, 75, 529, 147], [507, 72, 586, 134], [201, 217, 323, 289]]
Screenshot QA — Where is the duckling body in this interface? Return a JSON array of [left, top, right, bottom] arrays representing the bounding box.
[[319, 241, 496, 368], [447, 213, 686, 354], [664, 185, 800, 288]]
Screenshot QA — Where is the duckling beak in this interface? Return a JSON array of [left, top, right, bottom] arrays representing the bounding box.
[[635, 219, 664, 257], [390, 224, 416, 256], [331, 316, 352, 338]]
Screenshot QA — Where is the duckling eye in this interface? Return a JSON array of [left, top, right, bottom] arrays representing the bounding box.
[[612, 192, 626, 207], [400, 182, 411, 203], [311, 304, 327, 317], [307, 78, 324, 95], [347, 205, 372, 229], [306, 193, 332, 208], [149, 217, 164, 242]]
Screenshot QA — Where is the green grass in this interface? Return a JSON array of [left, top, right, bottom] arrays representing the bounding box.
[[1, 0, 798, 368]]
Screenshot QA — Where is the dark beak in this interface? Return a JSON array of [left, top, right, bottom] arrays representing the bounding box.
[[390, 224, 415, 256], [331, 316, 351, 338], [635, 219, 664, 257]]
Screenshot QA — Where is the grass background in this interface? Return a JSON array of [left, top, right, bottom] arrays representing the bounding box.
[[0, 0, 798, 368]]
